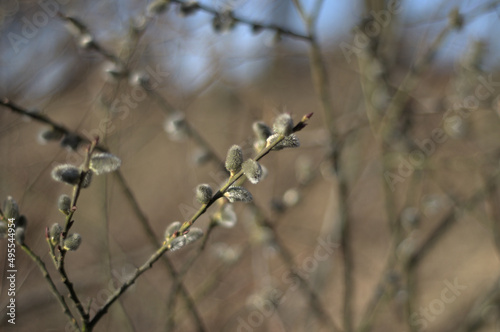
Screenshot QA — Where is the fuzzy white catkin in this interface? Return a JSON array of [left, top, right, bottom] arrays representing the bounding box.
[[252, 121, 272, 140], [169, 236, 186, 252], [50, 223, 63, 245], [147, 0, 170, 16], [51, 164, 81, 185], [242, 159, 262, 184], [3, 196, 19, 220], [216, 204, 237, 228], [60, 134, 81, 151], [164, 112, 188, 141], [63, 233, 82, 251], [81, 171, 93, 188], [196, 184, 213, 204], [224, 186, 253, 203], [266, 133, 300, 150], [89, 153, 121, 175], [185, 228, 204, 245], [165, 221, 181, 239], [38, 127, 63, 144], [15, 227, 25, 245], [225, 145, 243, 174], [273, 113, 293, 136], [0, 221, 7, 238], [58, 195, 72, 214]]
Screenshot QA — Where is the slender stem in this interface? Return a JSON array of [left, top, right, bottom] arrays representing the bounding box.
[[291, 1, 346, 330], [254, 206, 342, 332], [454, 274, 500, 332], [58, 248, 89, 325], [483, 175, 500, 258], [55, 140, 98, 330], [113, 165, 207, 332], [88, 240, 173, 329], [170, 0, 311, 41], [0, 98, 109, 153], [21, 244, 80, 331], [164, 222, 216, 331], [377, 23, 454, 141]]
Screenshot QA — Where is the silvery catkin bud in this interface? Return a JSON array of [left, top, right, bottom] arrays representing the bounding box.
[[60, 134, 82, 151], [38, 127, 63, 144], [179, 1, 199, 16], [273, 113, 293, 136], [0, 221, 7, 238], [63, 233, 82, 251], [185, 228, 203, 245], [164, 111, 189, 141], [242, 159, 262, 184], [196, 184, 213, 204], [58, 195, 72, 215], [3, 196, 19, 220], [51, 164, 81, 185], [165, 221, 181, 239], [252, 121, 272, 140], [15, 227, 25, 245], [81, 171, 93, 188], [90, 153, 121, 175], [253, 122, 273, 152], [147, 0, 170, 15], [266, 133, 300, 150], [50, 223, 63, 246], [192, 148, 210, 166], [224, 186, 253, 203], [16, 215, 27, 229], [225, 145, 243, 174], [169, 236, 186, 252], [214, 204, 237, 228]]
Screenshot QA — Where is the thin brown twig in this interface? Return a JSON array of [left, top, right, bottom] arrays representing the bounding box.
[[482, 175, 500, 258], [407, 170, 500, 271], [378, 9, 461, 141], [55, 140, 99, 330], [113, 170, 208, 332], [454, 275, 500, 332], [291, 1, 348, 330], [252, 204, 342, 332], [20, 244, 80, 331], [142, 88, 224, 168], [352, 5, 500, 332], [170, 0, 311, 41], [164, 222, 217, 331]]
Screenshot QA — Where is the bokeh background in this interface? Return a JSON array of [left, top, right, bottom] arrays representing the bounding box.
[[1, 0, 500, 331]]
